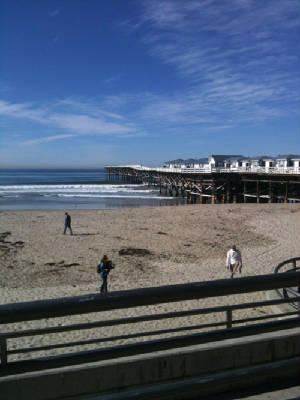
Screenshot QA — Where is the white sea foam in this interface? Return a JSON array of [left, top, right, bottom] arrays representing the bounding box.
[[0, 171, 177, 210], [57, 194, 171, 199], [0, 184, 152, 195]]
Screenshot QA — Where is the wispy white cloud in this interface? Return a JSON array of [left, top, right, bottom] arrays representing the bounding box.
[[125, 0, 299, 128], [49, 10, 60, 17], [20, 134, 78, 146], [0, 100, 49, 124], [56, 98, 124, 120], [49, 113, 134, 135], [0, 98, 144, 145], [103, 74, 124, 85], [1, 0, 298, 144]]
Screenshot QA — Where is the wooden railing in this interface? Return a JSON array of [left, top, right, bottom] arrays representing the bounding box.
[[0, 271, 299, 377], [105, 165, 300, 175]]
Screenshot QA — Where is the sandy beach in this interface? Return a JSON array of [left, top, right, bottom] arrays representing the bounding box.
[[1, 203, 299, 360], [1, 203, 299, 297]]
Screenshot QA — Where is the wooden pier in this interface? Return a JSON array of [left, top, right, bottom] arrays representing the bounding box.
[[105, 166, 300, 204]]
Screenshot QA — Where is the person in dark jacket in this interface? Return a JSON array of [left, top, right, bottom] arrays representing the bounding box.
[[64, 212, 73, 235], [97, 255, 114, 293]]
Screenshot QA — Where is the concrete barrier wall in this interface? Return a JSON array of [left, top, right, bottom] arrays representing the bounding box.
[[0, 329, 299, 400]]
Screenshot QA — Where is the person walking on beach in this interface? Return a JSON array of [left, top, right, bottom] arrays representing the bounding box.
[[97, 255, 114, 293], [64, 212, 73, 235], [226, 245, 242, 278]]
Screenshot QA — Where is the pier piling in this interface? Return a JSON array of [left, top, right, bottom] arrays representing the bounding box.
[[105, 166, 300, 205]]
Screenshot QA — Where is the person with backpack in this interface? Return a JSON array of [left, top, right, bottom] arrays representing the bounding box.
[[64, 212, 73, 235], [97, 255, 114, 293]]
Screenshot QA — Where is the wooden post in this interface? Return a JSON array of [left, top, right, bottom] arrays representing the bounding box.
[[226, 181, 231, 203], [243, 182, 247, 203], [186, 189, 190, 203], [269, 181, 274, 203], [226, 310, 232, 328], [256, 180, 260, 203], [211, 182, 216, 204], [284, 181, 288, 203], [0, 337, 8, 364], [188, 188, 192, 203]]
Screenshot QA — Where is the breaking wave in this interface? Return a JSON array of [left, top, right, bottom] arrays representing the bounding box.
[[0, 184, 154, 197]]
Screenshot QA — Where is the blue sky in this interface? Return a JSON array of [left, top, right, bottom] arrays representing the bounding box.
[[0, 0, 299, 168]]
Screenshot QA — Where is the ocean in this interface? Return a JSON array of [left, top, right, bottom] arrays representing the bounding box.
[[0, 169, 184, 210]]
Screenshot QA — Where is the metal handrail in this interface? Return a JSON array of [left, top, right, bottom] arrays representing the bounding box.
[[274, 257, 300, 305], [1, 318, 298, 377], [5, 309, 297, 357], [275, 257, 300, 274], [1, 272, 298, 324], [0, 271, 299, 376]]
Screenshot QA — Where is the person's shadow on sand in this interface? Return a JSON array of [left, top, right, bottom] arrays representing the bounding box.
[[72, 233, 99, 236]]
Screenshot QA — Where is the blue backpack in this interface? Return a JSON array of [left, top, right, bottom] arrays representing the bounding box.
[[97, 261, 109, 277]]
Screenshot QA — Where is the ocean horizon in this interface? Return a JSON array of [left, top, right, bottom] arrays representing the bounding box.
[[0, 169, 185, 210]]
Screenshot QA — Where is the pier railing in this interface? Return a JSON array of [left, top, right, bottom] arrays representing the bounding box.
[[0, 272, 299, 377], [105, 165, 300, 175]]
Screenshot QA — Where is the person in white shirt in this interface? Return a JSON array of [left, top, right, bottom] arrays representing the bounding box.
[[226, 245, 242, 278]]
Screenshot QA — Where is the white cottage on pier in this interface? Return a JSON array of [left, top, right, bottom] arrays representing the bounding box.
[[209, 155, 243, 169], [163, 154, 300, 172], [275, 155, 300, 171], [291, 158, 300, 170]]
